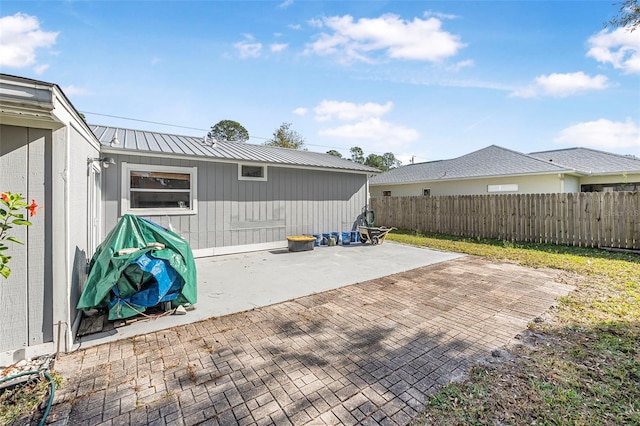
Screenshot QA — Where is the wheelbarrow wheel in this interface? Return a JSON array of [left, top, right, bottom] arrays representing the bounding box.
[[361, 234, 368, 243], [371, 236, 379, 245]]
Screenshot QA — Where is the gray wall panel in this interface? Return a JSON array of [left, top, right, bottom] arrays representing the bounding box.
[[102, 155, 368, 253]]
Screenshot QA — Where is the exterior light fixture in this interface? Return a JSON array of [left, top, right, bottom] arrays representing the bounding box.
[[87, 157, 116, 168]]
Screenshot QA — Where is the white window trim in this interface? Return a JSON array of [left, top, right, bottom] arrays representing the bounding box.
[[238, 163, 268, 182], [487, 184, 518, 193], [121, 162, 198, 216]]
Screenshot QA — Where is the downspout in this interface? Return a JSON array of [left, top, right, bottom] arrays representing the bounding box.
[[62, 126, 71, 352]]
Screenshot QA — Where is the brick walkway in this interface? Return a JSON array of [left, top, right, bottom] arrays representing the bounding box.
[[48, 257, 573, 425]]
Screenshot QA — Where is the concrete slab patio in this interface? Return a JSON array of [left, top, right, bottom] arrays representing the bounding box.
[[75, 242, 463, 347], [49, 254, 574, 426]]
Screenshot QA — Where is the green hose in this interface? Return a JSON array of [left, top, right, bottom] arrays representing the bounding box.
[[0, 370, 55, 426]]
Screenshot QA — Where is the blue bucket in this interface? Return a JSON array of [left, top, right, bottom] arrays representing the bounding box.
[[322, 233, 331, 246], [342, 232, 351, 245], [351, 231, 359, 243], [312, 234, 322, 247]]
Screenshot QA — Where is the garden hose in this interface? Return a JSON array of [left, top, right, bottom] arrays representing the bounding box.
[[0, 370, 55, 426]]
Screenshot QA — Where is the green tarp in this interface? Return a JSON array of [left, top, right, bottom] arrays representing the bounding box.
[[77, 214, 197, 320]]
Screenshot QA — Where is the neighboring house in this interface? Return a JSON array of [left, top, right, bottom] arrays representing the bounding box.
[[1, 74, 101, 364], [1, 73, 378, 364], [370, 145, 640, 197]]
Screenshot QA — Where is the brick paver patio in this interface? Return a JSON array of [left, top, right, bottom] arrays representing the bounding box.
[[48, 256, 573, 425]]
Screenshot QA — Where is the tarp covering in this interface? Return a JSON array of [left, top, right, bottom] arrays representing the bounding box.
[[77, 214, 197, 320]]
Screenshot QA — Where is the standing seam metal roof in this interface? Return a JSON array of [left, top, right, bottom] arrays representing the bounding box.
[[90, 125, 379, 173]]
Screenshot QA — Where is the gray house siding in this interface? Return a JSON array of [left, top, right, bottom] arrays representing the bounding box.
[[102, 153, 368, 253], [0, 125, 50, 352]]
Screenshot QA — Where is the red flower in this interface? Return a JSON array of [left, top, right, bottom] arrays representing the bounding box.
[[28, 200, 38, 217], [1, 192, 9, 203]]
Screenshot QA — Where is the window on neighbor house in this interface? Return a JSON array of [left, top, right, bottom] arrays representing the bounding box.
[[423, 188, 431, 197], [383, 191, 392, 196], [238, 164, 267, 181], [487, 184, 518, 193], [122, 163, 197, 215]]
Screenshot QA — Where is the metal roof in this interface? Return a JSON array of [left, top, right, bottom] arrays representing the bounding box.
[[91, 125, 379, 173], [371, 145, 571, 185], [529, 147, 640, 174]]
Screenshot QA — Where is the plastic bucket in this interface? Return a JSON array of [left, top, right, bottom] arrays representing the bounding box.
[[341, 232, 351, 245], [312, 234, 322, 247], [322, 233, 331, 246], [350, 231, 359, 243]]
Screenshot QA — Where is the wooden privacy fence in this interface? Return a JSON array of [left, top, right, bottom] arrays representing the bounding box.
[[371, 192, 640, 250]]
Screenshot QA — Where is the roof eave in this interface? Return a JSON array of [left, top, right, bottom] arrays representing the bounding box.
[[100, 146, 377, 174]]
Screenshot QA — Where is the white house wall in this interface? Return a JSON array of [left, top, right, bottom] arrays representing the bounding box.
[[371, 173, 566, 196], [101, 154, 369, 255]]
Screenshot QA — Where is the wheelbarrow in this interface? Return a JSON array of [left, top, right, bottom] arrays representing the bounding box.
[[358, 226, 397, 245]]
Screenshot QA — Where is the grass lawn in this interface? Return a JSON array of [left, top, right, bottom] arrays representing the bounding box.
[[386, 230, 640, 425]]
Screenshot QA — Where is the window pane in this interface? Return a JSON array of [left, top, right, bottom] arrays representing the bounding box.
[[130, 192, 190, 209], [241, 165, 264, 178], [131, 171, 190, 190]]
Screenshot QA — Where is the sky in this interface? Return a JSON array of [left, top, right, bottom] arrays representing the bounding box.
[[1, 1, 639, 164]]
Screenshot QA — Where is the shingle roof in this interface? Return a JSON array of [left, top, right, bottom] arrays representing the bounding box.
[[91, 125, 379, 173], [371, 145, 571, 185], [529, 147, 640, 174]]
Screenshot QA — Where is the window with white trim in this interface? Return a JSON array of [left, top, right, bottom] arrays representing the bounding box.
[[423, 188, 431, 197], [121, 163, 197, 215], [238, 163, 267, 181], [487, 184, 518, 193]]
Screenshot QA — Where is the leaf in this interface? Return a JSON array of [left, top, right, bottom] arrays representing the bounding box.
[[12, 219, 32, 226], [0, 246, 8, 250], [0, 264, 10, 279], [5, 236, 24, 245]]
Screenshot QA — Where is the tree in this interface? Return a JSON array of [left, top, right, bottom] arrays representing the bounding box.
[[364, 154, 385, 170], [208, 120, 249, 142], [382, 152, 402, 170], [264, 122, 306, 149], [326, 150, 343, 158], [607, 0, 640, 31], [350, 146, 365, 164]]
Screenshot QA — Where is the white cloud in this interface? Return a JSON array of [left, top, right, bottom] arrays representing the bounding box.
[[0, 13, 58, 68], [313, 100, 393, 122], [423, 10, 458, 20], [288, 24, 302, 30], [278, 0, 294, 9], [234, 38, 262, 58], [305, 13, 464, 63], [33, 63, 49, 74], [510, 72, 609, 98], [307, 18, 323, 29], [270, 43, 288, 52], [587, 28, 640, 74], [293, 107, 308, 115], [446, 59, 474, 72], [62, 85, 89, 96], [319, 117, 419, 147], [554, 118, 640, 154]]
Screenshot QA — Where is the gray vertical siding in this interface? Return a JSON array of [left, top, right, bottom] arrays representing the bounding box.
[[102, 154, 369, 251], [0, 125, 50, 351]]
